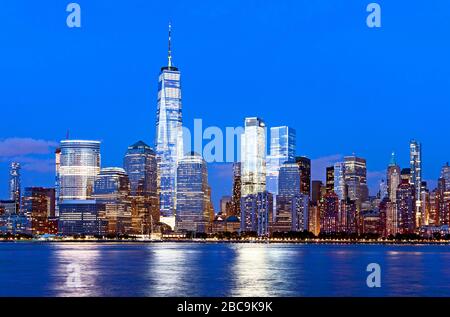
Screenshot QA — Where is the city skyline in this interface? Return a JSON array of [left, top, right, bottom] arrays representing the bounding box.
[[1, 1, 450, 211]]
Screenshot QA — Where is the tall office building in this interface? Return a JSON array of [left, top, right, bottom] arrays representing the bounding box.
[[123, 141, 159, 233], [55, 148, 61, 216], [219, 196, 232, 215], [326, 166, 334, 193], [334, 162, 346, 201], [93, 167, 131, 235], [273, 161, 300, 232], [241, 117, 266, 196], [59, 140, 101, 201], [175, 152, 211, 233], [440, 163, 450, 191], [22, 187, 57, 235], [397, 178, 415, 234], [155, 23, 184, 219], [240, 117, 269, 235], [311, 180, 323, 205], [344, 155, 369, 204], [387, 152, 401, 203], [9, 162, 21, 214], [320, 191, 339, 234], [295, 156, 311, 197], [410, 140, 422, 218], [230, 162, 241, 217], [266, 126, 296, 208]]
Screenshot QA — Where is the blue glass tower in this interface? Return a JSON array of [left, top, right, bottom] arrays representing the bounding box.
[[155, 23, 183, 219]]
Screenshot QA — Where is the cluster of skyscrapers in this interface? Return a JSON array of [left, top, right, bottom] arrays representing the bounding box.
[[1, 26, 449, 239]]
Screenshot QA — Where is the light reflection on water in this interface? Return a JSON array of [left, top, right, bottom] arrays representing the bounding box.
[[1, 243, 450, 296]]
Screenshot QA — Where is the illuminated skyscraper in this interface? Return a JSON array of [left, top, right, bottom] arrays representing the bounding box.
[[55, 148, 61, 216], [240, 117, 269, 235], [320, 191, 339, 234], [344, 155, 368, 204], [326, 166, 334, 193], [22, 187, 56, 235], [123, 141, 159, 233], [387, 152, 401, 203], [59, 140, 101, 201], [397, 178, 415, 234], [9, 162, 21, 214], [410, 140, 422, 218], [266, 126, 296, 207], [241, 117, 266, 196], [441, 162, 450, 191], [93, 167, 131, 235], [175, 152, 210, 233], [334, 162, 346, 201], [155, 23, 183, 219], [295, 156, 311, 197], [230, 162, 241, 217]]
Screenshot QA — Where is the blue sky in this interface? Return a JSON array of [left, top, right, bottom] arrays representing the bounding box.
[[0, 0, 449, 210]]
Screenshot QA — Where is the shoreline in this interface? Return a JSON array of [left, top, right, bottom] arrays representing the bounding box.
[[1, 239, 450, 245]]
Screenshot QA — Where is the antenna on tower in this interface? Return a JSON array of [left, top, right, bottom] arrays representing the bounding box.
[[168, 22, 172, 68]]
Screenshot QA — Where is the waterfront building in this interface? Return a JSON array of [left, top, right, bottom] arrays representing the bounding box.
[[175, 152, 211, 233], [387, 152, 401, 203], [326, 166, 334, 193], [385, 201, 398, 236], [22, 187, 56, 235], [59, 200, 106, 236], [241, 117, 266, 196], [344, 155, 369, 204], [211, 215, 240, 234], [397, 178, 416, 234], [333, 162, 346, 201], [339, 198, 357, 234], [9, 162, 21, 214], [155, 24, 184, 219], [272, 161, 302, 232], [311, 180, 323, 206], [295, 156, 311, 197], [292, 194, 309, 232], [55, 148, 61, 216], [219, 196, 232, 216], [59, 140, 101, 201], [361, 210, 382, 235], [230, 162, 241, 217], [410, 140, 422, 219], [320, 191, 339, 234], [123, 141, 159, 233], [266, 126, 296, 213], [240, 191, 273, 236], [0, 200, 17, 216], [93, 167, 131, 235], [441, 163, 450, 191], [309, 204, 321, 236]]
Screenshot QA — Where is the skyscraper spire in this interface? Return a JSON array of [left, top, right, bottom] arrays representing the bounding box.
[[168, 22, 172, 68], [389, 152, 396, 166]]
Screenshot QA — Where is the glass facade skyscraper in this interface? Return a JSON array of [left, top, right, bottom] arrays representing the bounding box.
[[410, 140, 422, 217], [241, 117, 267, 196], [59, 140, 101, 201], [93, 167, 131, 235], [9, 162, 21, 214], [155, 24, 183, 219], [175, 152, 210, 233], [441, 162, 450, 192], [123, 141, 159, 233], [344, 155, 368, 204], [266, 126, 296, 199]]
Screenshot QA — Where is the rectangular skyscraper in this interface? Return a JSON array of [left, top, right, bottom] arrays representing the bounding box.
[[410, 140, 422, 221], [266, 126, 296, 198], [240, 117, 270, 235], [155, 24, 183, 219]]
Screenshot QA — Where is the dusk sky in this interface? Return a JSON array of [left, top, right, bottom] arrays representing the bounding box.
[[0, 0, 449, 210]]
